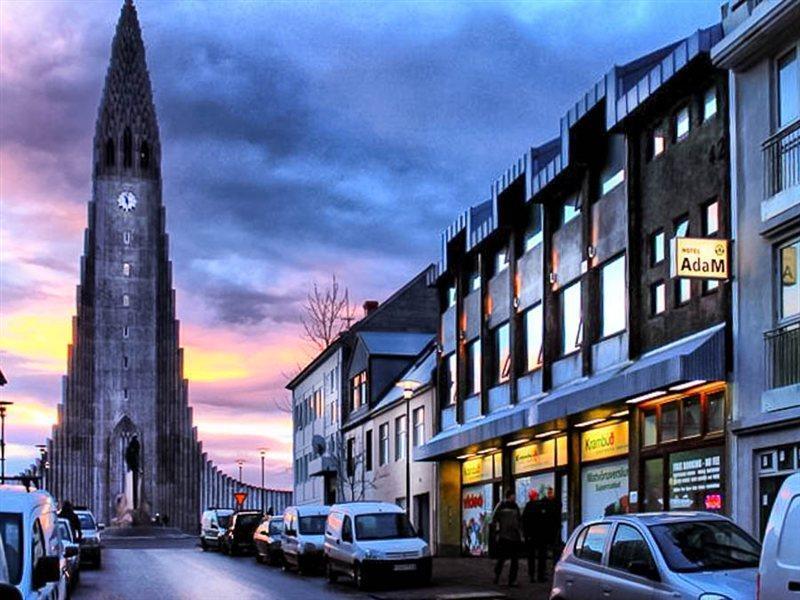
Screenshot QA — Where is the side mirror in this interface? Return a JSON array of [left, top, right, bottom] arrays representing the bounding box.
[[0, 583, 22, 600], [32, 556, 60, 589], [64, 545, 79, 558], [628, 560, 659, 581], [98, 523, 106, 531]]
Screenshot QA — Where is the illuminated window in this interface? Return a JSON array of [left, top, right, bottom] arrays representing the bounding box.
[[350, 371, 367, 411], [492, 322, 510, 384], [561, 280, 583, 355], [651, 230, 665, 266], [650, 129, 665, 160], [703, 88, 717, 121], [780, 236, 800, 320], [446, 286, 456, 309], [704, 201, 719, 236], [123, 263, 131, 277], [562, 195, 581, 225], [601, 255, 626, 337], [468, 266, 481, 292], [466, 339, 481, 395], [651, 282, 666, 315], [524, 204, 543, 251], [444, 353, 457, 406], [494, 246, 509, 275], [601, 170, 625, 196], [524, 303, 543, 371], [673, 217, 691, 304], [675, 106, 690, 140]]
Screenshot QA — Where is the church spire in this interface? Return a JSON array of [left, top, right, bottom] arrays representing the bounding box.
[[94, 0, 160, 179]]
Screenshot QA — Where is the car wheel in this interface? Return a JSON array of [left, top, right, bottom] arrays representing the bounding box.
[[354, 563, 370, 591], [200, 538, 208, 552], [325, 560, 338, 583]]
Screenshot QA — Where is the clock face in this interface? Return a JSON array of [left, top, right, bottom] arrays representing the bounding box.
[[117, 191, 137, 212]]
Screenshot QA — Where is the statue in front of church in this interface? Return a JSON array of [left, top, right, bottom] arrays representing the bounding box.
[[125, 435, 141, 509]]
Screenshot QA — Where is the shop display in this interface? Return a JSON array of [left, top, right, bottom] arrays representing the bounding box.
[[581, 459, 629, 521], [461, 483, 493, 556]]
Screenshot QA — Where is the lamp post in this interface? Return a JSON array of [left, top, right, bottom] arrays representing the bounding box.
[[258, 448, 268, 489], [397, 379, 421, 521], [236, 459, 245, 484], [35, 444, 47, 490], [0, 401, 14, 483]]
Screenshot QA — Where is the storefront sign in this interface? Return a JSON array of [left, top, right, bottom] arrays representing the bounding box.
[[512, 439, 555, 474], [581, 460, 629, 521], [462, 455, 495, 485], [669, 447, 722, 511], [670, 237, 729, 280], [581, 422, 629, 463]]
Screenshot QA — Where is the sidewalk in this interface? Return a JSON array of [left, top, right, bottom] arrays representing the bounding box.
[[370, 556, 553, 600]]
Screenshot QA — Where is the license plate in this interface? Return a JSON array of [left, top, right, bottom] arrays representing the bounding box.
[[393, 564, 416, 571]]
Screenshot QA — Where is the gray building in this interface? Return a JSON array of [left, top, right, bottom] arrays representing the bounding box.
[[712, 0, 800, 537]]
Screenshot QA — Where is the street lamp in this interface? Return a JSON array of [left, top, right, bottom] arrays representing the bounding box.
[[258, 448, 268, 489], [35, 444, 47, 490], [236, 458, 245, 484], [396, 379, 422, 521], [0, 401, 14, 482]]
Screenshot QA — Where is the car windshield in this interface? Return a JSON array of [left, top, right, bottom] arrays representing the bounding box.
[[236, 514, 261, 528], [58, 521, 73, 543], [77, 513, 96, 529], [355, 513, 416, 541], [0, 512, 23, 585], [268, 519, 284, 535], [217, 515, 232, 529], [298, 516, 327, 535], [649, 520, 761, 572]]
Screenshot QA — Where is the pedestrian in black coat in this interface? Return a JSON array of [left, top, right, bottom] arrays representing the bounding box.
[[491, 489, 522, 587], [522, 489, 549, 582]]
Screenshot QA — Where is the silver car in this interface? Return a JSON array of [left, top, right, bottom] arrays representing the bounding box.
[[551, 512, 761, 600]]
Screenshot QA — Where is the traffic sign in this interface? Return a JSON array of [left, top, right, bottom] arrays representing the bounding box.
[[234, 491, 247, 507]]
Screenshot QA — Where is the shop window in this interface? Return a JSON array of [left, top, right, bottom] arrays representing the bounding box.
[[561, 280, 583, 355], [444, 353, 457, 406], [574, 523, 609, 564], [493, 323, 510, 384], [364, 430, 373, 471], [668, 447, 722, 511], [777, 49, 799, 128], [683, 396, 701, 438], [395, 415, 407, 461], [466, 339, 481, 395], [601, 255, 626, 338], [650, 230, 665, 266], [661, 402, 679, 443], [609, 524, 655, 574], [703, 87, 718, 122], [675, 106, 690, 141], [643, 458, 664, 511], [643, 411, 657, 447], [524, 204, 543, 252], [707, 391, 725, 433], [379, 423, 389, 466], [651, 282, 666, 316], [562, 195, 581, 225], [524, 303, 543, 371], [780, 237, 800, 321]]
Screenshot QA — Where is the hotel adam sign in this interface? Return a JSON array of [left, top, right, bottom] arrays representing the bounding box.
[[670, 237, 730, 280]]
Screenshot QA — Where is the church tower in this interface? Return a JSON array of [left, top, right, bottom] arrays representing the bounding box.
[[49, 0, 201, 530]]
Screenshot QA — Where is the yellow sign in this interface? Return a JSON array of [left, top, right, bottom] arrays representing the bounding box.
[[462, 455, 495, 485], [670, 237, 729, 280], [556, 435, 568, 467], [783, 246, 797, 286], [581, 422, 629, 463], [512, 439, 555, 474]]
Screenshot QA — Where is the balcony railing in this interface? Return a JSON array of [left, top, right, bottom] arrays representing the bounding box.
[[763, 119, 800, 199], [764, 323, 800, 389]]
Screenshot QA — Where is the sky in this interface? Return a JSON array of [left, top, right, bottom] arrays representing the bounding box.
[[0, 0, 719, 489]]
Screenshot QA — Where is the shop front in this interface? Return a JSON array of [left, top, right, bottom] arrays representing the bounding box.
[[460, 452, 502, 556], [512, 435, 569, 541], [579, 420, 630, 521]]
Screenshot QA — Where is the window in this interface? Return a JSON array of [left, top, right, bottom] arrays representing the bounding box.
[[780, 237, 800, 320], [341, 516, 353, 543], [649, 129, 666, 160], [123, 231, 131, 245], [346, 437, 355, 477], [649, 520, 760, 572], [778, 49, 799, 128], [651, 282, 666, 316], [466, 339, 481, 395], [643, 458, 663, 511], [395, 415, 407, 461], [675, 106, 690, 140], [602, 169, 625, 196], [444, 353, 457, 406], [0, 513, 22, 585], [703, 87, 717, 122], [140, 140, 150, 169], [494, 246, 509, 275], [575, 523, 610, 564], [365, 430, 373, 471], [683, 396, 701, 438], [122, 294, 130, 307], [32, 518, 45, 568], [350, 371, 367, 411], [661, 402, 679, 442], [562, 195, 581, 225], [123, 262, 131, 277], [609, 524, 655, 575], [493, 323, 511, 384], [643, 411, 657, 447], [123, 326, 129, 339], [469, 267, 481, 292], [446, 286, 456, 309], [123, 127, 133, 168], [601, 255, 626, 337], [524, 204, 543, 251], [673, 218, 690, 304], [707, 391, 725, 433], [704, 201, 719, 236], [379, 423, 389, 466], [123, 356, 129, 369], [524, 304, 543, 371], [413, 407, 425, 447], [123, 388, 128, 400], [651, 230, 665, 266], [561, 280, 582, 355]]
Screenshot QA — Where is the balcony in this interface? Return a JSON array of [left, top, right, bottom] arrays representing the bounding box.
[[763, 119, 800, 200], [764, 323, 800, 390]]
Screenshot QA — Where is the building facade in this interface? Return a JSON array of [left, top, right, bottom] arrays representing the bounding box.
[[288, 269, 438, 507], [416, 27, 734, 556], [712, 0, 800, 537]]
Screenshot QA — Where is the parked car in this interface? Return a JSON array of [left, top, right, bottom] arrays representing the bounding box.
[[56, 519, 80, 593], [324, 502, 432, 590], [281, 505, 329, 574], [0, 485, 67, 600], [253, 515, 284, 565], [73, 509, 102, 569], [759, 472, 800, 600], [220, 511, 262, 556], [550, 512, 761, 600], [199, 508, 234, 551]]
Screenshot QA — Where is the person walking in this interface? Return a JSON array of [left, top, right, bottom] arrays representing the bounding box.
[[59, 500, 82, 542], [491, 489, 522, 587], [540, 486, 562, 580], [522, 488, 548, 582]]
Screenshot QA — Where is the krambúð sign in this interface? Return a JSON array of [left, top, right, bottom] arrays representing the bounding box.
[[581, 421, 629, 463], [670, 237, 729, 280]]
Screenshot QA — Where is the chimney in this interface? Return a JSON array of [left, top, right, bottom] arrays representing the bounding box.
[[363, 300, 379, 316]]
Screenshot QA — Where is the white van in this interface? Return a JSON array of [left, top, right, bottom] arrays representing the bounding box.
[[281, 505, 329, 574], [759, 472, 800, 599], [323, 502, 431, 590], [0, 485, 67, 600], [199, 508, 234, 551]]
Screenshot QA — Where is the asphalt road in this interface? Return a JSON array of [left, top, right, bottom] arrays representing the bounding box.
[[73, 536, 369, 600]]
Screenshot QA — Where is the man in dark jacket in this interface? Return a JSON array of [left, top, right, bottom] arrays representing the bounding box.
[[58, 500, 82, 542], [522, 488, 547, 582], [491, 489, 522, 586]]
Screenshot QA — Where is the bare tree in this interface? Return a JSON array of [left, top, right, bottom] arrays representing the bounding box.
[[330, 432, 387, 502], [301, 274, 357, 351]]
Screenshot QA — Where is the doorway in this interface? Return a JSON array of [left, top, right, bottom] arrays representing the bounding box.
[[413, 493, 430, 542]]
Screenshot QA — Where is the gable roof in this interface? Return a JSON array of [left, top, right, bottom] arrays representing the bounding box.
[[357, 331, 434, 357]]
